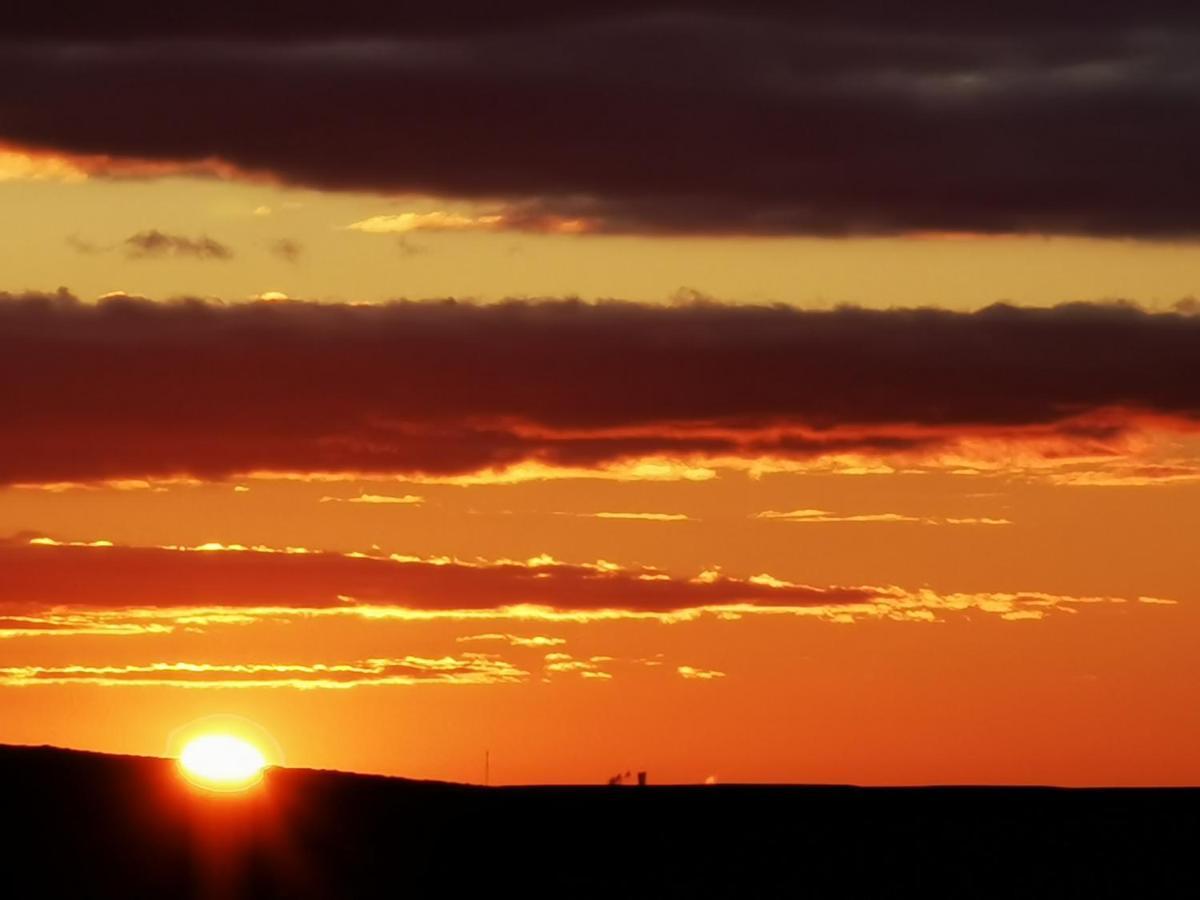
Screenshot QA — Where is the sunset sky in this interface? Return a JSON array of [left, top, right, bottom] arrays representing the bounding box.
[[2, 3, 1198, 786]]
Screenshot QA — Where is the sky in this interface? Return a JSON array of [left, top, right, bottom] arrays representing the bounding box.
[[1, 2, 1199, 786]]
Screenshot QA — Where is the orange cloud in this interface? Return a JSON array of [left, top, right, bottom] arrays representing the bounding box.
[[0, 536, 876, 615], [0, 142, 258, 183], [0, 538, 1173, 637], [0, 147, 89, 182], [347, 210, 595, 236]]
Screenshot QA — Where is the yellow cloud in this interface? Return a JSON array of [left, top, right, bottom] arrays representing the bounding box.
[[319, 493, 425, 505], [755, 509, 1011, 525], [0, 148, 89, 183], [677, 666, 726, 680], [346, 212, 504, 233], [0, 655, 527, 689]]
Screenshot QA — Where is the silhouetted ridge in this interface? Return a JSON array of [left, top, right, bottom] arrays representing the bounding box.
[[2, 744, 1197, 899]]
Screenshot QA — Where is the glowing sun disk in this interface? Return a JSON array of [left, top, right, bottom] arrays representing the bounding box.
[[179, 734, 267, 791]]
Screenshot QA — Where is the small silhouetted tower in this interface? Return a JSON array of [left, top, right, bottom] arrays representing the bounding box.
[[637, 771, 647, 786]]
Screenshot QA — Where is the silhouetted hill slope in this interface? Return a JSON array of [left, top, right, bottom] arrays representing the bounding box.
[[1, 744, 1197, 898]]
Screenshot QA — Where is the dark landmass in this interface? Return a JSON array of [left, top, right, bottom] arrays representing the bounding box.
[[1, 743, 1196, 898]]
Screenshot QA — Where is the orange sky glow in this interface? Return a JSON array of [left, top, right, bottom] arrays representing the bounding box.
[[3, 8, 1199, 787]]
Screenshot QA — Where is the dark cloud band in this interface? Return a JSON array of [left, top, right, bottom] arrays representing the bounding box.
[[0, 540, 868, 614], [0, 539, 1162, 628], [1, 293, 1198, 483], [6, 3, 1200, 40], [3, 7, 1200, 235]]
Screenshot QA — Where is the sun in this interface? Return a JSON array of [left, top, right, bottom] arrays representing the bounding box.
[[179, 734, 268, 792]]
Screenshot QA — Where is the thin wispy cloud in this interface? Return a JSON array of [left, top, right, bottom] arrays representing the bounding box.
[[0, 656, 527, 689], [319, 493, 425, 505], [755, 510, 1011, 526], [268, 237, 302, 262], [348, 212, 503, 234], [556, 511, 694, 522], [543, 652, 612, 680], [457, 633, 566, 648], [123, 230, 233, 260]]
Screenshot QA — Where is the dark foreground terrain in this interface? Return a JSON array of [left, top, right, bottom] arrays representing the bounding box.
[[1, 744, 1196, 898]]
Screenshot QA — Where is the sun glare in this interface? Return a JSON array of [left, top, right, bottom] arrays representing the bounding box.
[[179, 734, 268, 791]]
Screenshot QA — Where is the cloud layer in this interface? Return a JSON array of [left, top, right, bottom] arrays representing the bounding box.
[[0, 538, 1172, 638], [4, 6, 1200, 234], [2, 293, 1198, 484], [0, 538, 871, 615]]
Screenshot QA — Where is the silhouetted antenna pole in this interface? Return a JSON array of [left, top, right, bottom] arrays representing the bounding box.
[[485, 749, 490, 786]]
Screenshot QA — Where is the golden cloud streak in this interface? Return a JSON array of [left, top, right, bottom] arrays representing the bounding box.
[[754, 509, 1012, 525], [457, 633, 567, 648], [0, 655, 527, 689], [678, 666, 726, 680], [346, 210, 594, 235], [0, 142, 261, 183], [0, 588, 1163, 642], [10, 432, 1198, 491], [319, 493, 425, 505], [557, 511, 694, 521]]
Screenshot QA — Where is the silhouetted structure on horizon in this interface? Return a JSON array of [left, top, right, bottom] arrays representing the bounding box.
[[606, 769, 648, 785]]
